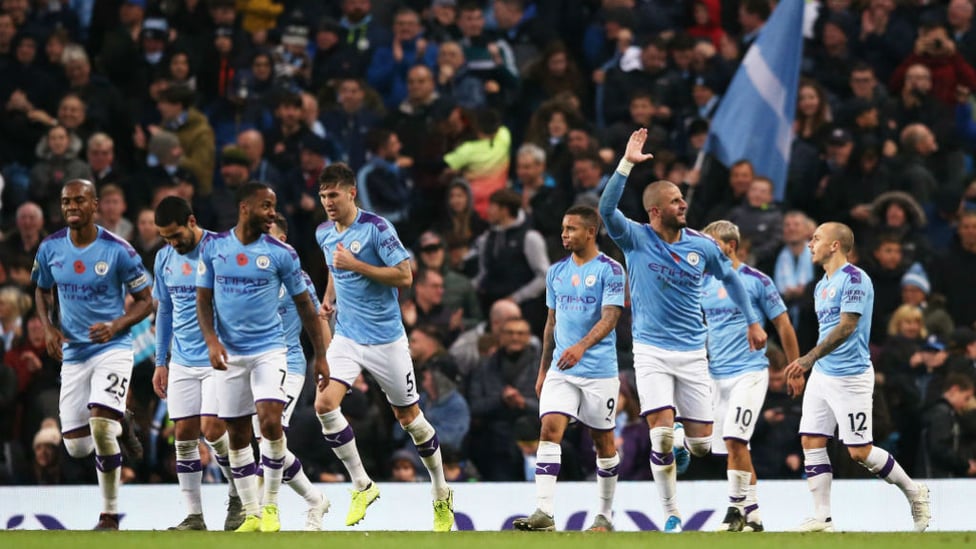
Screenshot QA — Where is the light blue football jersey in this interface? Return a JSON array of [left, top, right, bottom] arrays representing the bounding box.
[[196, 230, 306, 355], [154, 231, 215, 367], [316, 210, 411, 345], [31, 227, 151, 362], [598, 171, 760, 352], [813, 263, 874, 376], [279, 271, 321, 375], [702, 264, 787, 379], [546, 253, 625, 379]]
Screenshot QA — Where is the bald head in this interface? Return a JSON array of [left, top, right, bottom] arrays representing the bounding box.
[[237, 130, 264, 165], [489, 299, 522, 334], [642, 180, 680, 212], [821, 222, 855, 253], [63, 178, 96, 199]]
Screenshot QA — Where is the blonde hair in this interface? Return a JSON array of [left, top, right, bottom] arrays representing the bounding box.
[[887, 304, 926, 338], [0, 287, 32, 321]]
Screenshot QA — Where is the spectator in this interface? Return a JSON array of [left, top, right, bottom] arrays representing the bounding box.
[[520, 41, 586, 116], [727, 176, 783, 270], [0, 201, 45, 268], [29, 125, 92, 229], [901, 263, 955, 341], [339, 0, 392, 72], [773, 211, 816, 345], [891, 21, 976, 106], [917, 374, 976, 478], [414, 231, 482, 330], [820, 142, 893, 236], [466, 317, 539, 481], [389, 448, 422, 482], [131, 207, 162, 272], [857, 0, 915, 83], [444, 109, 512, 219], [931, 210, 976, 329], [26, 425, 70, 485], [450, 298, 523, 378], [838, 63, 889, 124], [512, 143, 567, 256], [87, 133, 122, 190], [869, 190, 931, 265], [864, 234, 911, 345], [738, 0, 771, 53], [688, 0, 725, 49], [410, 324, 470, 451], [426, 0, 462, 44], [793, 79, 832, 148], [492, 0, 554, 73], [945, 327, 976, 381], [570, 154, 610, 207], [402, 269, 463, 345], [96, 184, 133, 240], [4, 312, 59, 440], [456, 2, 518, 88], [273, 25, 312, 90], [235, 129, 283, 189], [948, 0, 976, 67], [702, 159, 754, 225], [154, 84, 216, 196], [263, 92, 314, 176], [358, 128, 412, 234], [320, 78, 383, 172], [878, 304, 929, 382], [310, 16, 363, 89], [368, 8, 439, 111], [474, 189, 549, 334], [0, 286, 30, 352], [895, 124, 940, 208]]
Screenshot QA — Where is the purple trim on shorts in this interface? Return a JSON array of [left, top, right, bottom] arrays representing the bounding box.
[[650, 450, 674, 466], [231, 462, 257, 479], [261, 455, 286, 470], [844, 440, 874, 448], [329, 377, 352, 389], [415, 434, 440, 458], [640, 405, 676, 417], [876, 454, 895, 478], [675, 416, 714, 425], [535, 462, 561, 476], [799, 431, 833, 439], [283, 457, 303, 482], [177, 459, 203, 473], [215, 454, 230, 467], [723, 436, 750, 444], [217, 413, 255, 420], [62, 425, 89, 436], [729, 496, 746, 503], [254, 398, 287, 406], [200, 413, 220, 418], [744, 503, 759, 515], [391, 398, 420, 408], [597, 466, 619, 478], [540, 411, 614, 432], [804, 464, 833, 477], [95, 453, 123, 472], [87, 402, 124, 416], [322, 425, 355, 448], [169, 414, 202, 422]]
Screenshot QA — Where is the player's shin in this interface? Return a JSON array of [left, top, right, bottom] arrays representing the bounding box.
[[535, 441, 562, 516], [317, 408, 371, 490], [206, 432, 239, 497], [175, 439, 204, 515], [803, 448, 833, 521], [90, 417, 123, 514], [228, 446, 261, 516], [403, 412, 449, 499], [259, 437, 287, 505], [859, 446, 918, 496], [649, 427, 679, 516], [596, 453, 620, 519]]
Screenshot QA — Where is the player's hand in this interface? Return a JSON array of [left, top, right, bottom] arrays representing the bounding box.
[[319, 300, 335, 319], [746, 323, 767, 351], [207, 340, 229, 371], [44, 326, 64, 361], [785, 360, 809, 398], [314, 355, 330, 390], [89, 321, 118, 343], [623, 128, 654, 164], [556, 343, 586, 370], [332, 242, 359, 271], [152, 366, 169, 399]]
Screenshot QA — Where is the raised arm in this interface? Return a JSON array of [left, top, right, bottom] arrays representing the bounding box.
[[600, 129, 653, 246]]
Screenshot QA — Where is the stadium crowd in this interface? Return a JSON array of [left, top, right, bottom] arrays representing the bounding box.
[[1, 0, 976, 490]]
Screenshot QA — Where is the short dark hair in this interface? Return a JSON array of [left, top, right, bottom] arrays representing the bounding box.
[[874, 232, 903, 249], [158, 84, 195, 109], [741, 0, 772, 21], [489, 188, 522, 218], [235, 180, 273, 204], [564, 205, 601, 230], [275, 92, 303, 109], [415, 267, 442, 286], [319, 163, 357, 189], [99, 183, 125, 201], [629, 91, 655, 105], [272, 212, 288, 235], [850, 62, 874, 76], [366, 129, 394, 154], [154, 196, 194, 226], [944, 373, 974, 393], [458, 1, 483, 14]]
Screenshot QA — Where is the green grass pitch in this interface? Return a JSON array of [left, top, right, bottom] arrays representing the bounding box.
[[2, 531, 975, 549]]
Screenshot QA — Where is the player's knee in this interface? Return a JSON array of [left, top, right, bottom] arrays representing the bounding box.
[[686, 436, 711, 457], [393, 404, 420, 426], [64, 435, 95, 458], [201, 421, 225, 443], [848, 444, 872, 463], [89, 417, 122, 453], [539, 416, 566, 443], [258, 416, 282, 440], [401, 410, 434, 440], [314, 389, 340, 414], [649, 426, 674, 453], [591, 432, 616, 456]]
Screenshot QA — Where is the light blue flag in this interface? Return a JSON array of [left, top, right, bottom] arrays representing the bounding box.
[[705, 0, 805, 201]]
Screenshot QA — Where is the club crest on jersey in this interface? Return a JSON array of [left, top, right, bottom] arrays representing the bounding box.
[[571, 274, 581, 287], [686, 252, 700, 266], [584, 274, 596, 287], [182, 262, 193, 275], [256, 255, 271, 269], [828, 288, 837, 298], [350, 241, 362, 254], [198, 261, 206, 275], [94, 261, 109, 276]]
